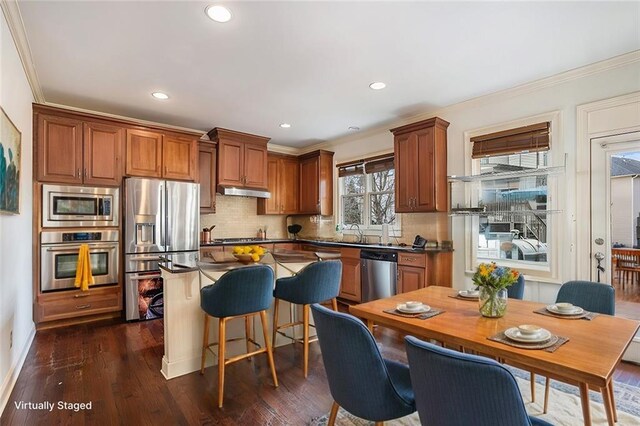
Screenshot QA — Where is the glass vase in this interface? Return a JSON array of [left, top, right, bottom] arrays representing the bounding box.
[[478, 287, 508, 318]]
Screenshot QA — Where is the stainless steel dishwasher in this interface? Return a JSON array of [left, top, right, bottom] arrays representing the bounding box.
[[360, 250, 398, 302]]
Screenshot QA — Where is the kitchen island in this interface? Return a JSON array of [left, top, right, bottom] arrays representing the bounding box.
[[159, 250, 324, 380]]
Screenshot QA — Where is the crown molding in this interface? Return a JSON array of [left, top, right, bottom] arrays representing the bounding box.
[[1, 1, 44, 102], [312, 50, 640, 151]]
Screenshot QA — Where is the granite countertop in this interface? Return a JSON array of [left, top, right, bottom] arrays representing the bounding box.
[[200, 238, 453, 253]]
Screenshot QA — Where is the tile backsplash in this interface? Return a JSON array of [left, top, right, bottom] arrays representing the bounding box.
[[200, 195, 287, 239]]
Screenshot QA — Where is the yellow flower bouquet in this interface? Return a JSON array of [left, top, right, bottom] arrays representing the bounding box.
[[472, 262, 519, 317]]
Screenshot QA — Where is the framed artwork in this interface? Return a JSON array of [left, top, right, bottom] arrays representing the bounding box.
[[0, 107, 21, 215]]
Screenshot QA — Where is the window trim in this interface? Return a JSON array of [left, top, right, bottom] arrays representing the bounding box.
[[463, 111, 562, 283], [338, 168, 401, 237]]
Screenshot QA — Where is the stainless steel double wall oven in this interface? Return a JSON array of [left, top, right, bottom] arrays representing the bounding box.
[[40, 185, 120, 293]]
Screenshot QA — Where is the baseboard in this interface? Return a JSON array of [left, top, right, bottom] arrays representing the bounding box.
[[0, 325, 36, 416]]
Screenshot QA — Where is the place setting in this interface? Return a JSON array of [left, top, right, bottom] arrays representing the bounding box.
[[383, 300, 445, 320], [488, 324, 569, 352], [449, 289, 480, 301], [534, 302, 598, 320]]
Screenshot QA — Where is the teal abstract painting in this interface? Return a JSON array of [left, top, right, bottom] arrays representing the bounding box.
[[0, 107, 21, 215]]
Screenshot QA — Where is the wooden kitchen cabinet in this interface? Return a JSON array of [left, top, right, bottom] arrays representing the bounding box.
[[36, 285, 121, 324], [125, 129, 163, 178], [163, 135, 198, 181], [339, 248, 361, 302], [258, 153, 299, 214], [391, 117, 449, 212], [83, 122, 123, 186], [35, 112, 124, 186], [199, 142, 217, 213], [398, 266, 425, 294], [208, 128, 270, 190], [298, 150, 334, 215]]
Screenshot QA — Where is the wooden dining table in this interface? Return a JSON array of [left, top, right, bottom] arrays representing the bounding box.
[[349, 286, 640, 426]]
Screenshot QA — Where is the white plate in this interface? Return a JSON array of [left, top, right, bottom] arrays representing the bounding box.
[[458, 290, 479, 299], [396, 303, 431, 314], [546, 304, 584, 316], [504, 327, 552, 343]]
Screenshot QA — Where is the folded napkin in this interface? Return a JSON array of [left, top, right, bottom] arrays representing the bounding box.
[[74, 244, 94, 292], [383, 308, 445, 320]]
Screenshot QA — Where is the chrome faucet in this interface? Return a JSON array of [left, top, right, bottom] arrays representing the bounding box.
[[350, 224, 365, 243]]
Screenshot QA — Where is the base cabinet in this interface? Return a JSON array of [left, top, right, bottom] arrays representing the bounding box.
[[397, 251, 452, 293], [398, 266, 425, 294], [36, 286, 121, 324], [339, 248, 361, 302]]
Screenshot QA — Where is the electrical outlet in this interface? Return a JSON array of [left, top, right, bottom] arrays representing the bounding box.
[[10, 330, 13, 349]]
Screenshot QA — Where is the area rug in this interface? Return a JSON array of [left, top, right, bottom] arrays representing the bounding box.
[[309, 372, 640, 426]]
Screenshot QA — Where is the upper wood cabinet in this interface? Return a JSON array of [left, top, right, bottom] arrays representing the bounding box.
[[125, 129, 163, 178], [199, 142, 217, 213], [391, 117, 449, 212], [298, 150, 334, 215], [163, 135, 198, 181], [34, 104, 201, 185], [125, 130, 197, 181], [35, 112, 123, 186], [208, 128, 270, 190], [258, 154, 299, 215]]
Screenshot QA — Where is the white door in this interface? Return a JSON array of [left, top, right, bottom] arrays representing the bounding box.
[[590, 132, 640, 283]]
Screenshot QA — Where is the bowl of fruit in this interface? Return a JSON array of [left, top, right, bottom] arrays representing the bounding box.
[[232, 245, 267, 264]]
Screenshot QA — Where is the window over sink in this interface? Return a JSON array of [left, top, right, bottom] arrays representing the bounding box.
[[337, 154, 400, 237]]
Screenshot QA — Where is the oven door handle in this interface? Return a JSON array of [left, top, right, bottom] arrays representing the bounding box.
[[45, 244, 118, 252], [128, 274, 162, 280]]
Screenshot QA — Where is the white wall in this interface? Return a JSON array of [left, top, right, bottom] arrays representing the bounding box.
[[0, 8, 35, 414], [316, 57, 640, 304]]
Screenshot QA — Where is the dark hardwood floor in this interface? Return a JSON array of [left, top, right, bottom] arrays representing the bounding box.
[[2, 315, 639, 426]]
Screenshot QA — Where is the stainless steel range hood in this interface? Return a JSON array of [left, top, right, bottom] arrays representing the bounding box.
[[219, 186, 271, 198]]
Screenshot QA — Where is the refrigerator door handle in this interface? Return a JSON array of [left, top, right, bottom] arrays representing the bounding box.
[[159, 182, 166, 248], [165, 183, 171, 251]]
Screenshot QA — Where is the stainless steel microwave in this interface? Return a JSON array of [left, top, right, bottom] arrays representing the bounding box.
[[42, 184, 119, 228]]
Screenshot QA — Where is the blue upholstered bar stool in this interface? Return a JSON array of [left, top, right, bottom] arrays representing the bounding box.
[[405, 336, 552, 426], [272, 260, 342, 377], [199, 265, 278, 408], [311, 304, 416, 425], [541, 280, 616, 415]]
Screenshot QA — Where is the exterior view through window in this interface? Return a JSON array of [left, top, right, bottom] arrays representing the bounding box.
[[340, 169, 396, 228], [476, 151, 549, 265]]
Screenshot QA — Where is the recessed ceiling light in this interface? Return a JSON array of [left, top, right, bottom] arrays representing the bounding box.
[[205, 5, 232, 23], [151, 92, 169, 100], [369, 82, 386, 90], [348, 126, 360, 131], [279, 123, 291, 128]]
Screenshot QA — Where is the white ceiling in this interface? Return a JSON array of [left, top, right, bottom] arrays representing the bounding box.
[[17, 1, 640, 147]]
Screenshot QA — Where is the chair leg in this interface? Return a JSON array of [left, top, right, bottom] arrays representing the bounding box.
[[200, 314, 210, 374], [245, 315, 253, 361], [530, 372, 535, 402], [543, 377, 550, 414], [328, 401, 340, 426], [331, 298, 338, 311], [260, 310, 279, 388], [607, 381, 618, 422], [303, 304, 310, 378], [272, 298, 280, 347], [217, 317, 227, 408], [374, 422, 384, 426]]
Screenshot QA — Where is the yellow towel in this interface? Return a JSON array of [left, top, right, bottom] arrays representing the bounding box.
[[74, 244, 95, 291]]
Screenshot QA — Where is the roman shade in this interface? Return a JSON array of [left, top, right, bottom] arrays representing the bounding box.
[[337, 153, 394, 176], [471, 122, 550, 159]]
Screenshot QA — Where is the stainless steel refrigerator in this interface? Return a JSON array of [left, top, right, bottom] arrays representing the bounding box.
[[124, 177, 199, 321]]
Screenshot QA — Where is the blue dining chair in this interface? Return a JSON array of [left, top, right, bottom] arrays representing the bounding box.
[[272, 260, 342, 377], [405, 336, 552, 426], [508, 275, 526, 299], [541, 280, 616, 414], [310, 304, 416, 425], [200, 265, 278, 408]]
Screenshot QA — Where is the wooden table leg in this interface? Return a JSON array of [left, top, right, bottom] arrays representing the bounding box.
[[601, 381, 615, 426], [608, 381, 618, 423], [367, 319, 374, 334], [579, 382, 592, 426]]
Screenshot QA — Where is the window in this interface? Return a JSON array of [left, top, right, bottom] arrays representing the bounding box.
[[464, 117, 560, 280], [338, 155, 399, 233]]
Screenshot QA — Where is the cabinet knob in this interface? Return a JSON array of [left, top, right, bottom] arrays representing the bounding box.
[[84, 168, 88, 178], [76, 168, 80, 178]]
